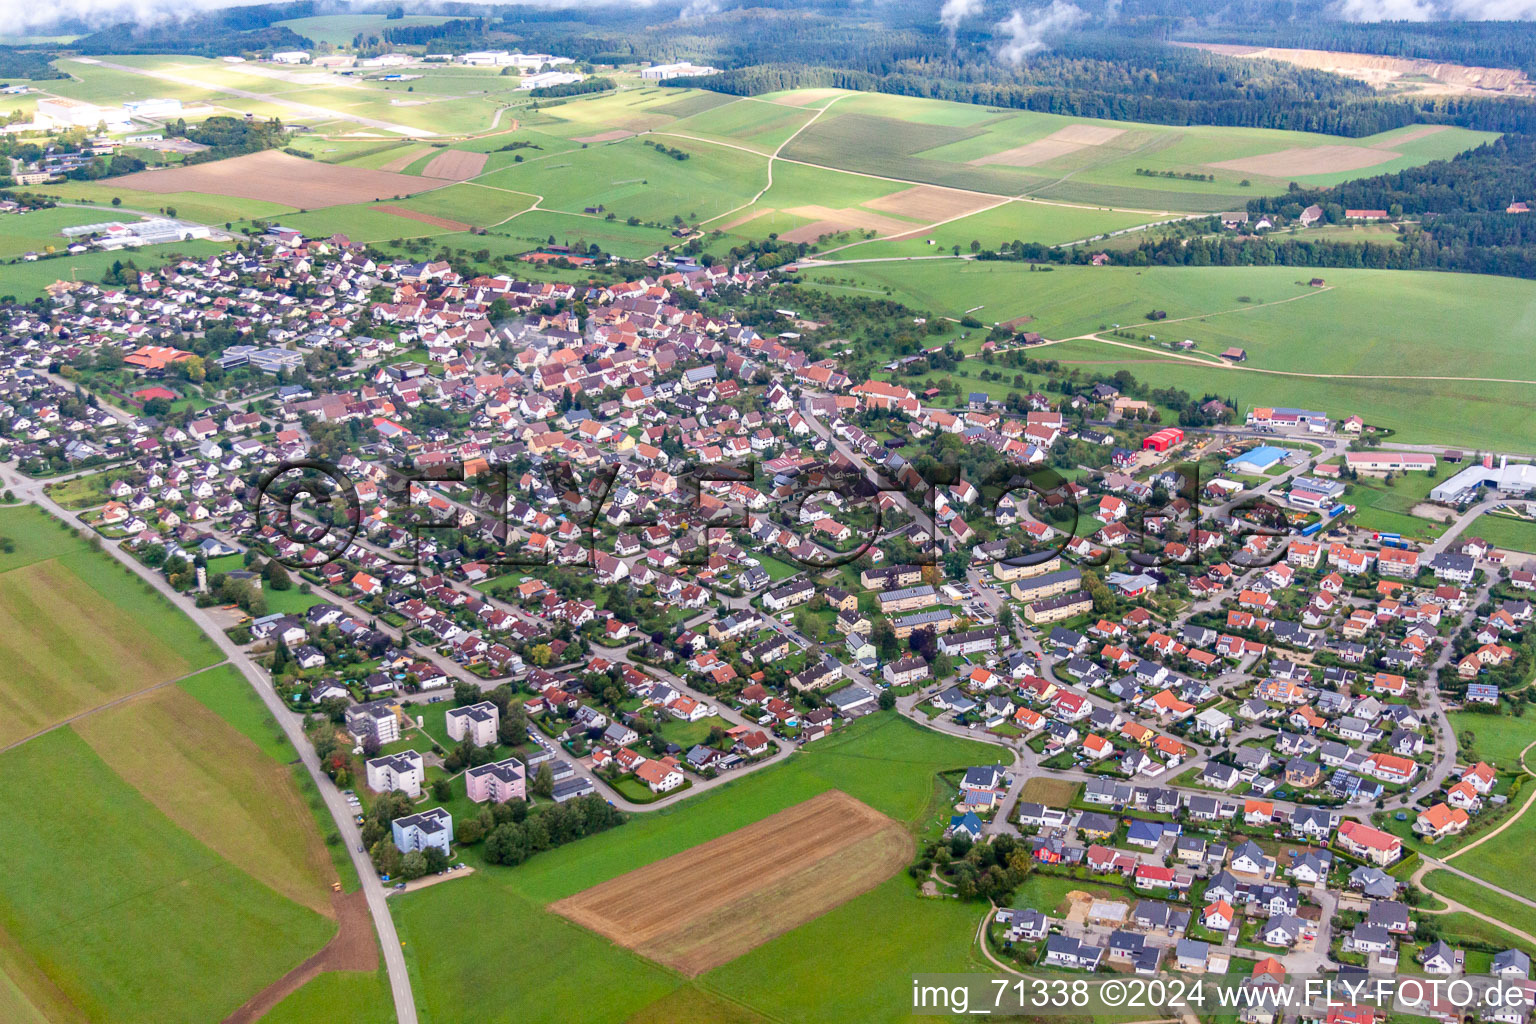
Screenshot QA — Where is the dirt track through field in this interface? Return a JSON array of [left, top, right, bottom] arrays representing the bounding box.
[[111, 151, 433, 209], [378, 204, 473, 232], [551, 790, 911, 975], [221, 890, 378, 1024], [421, 149, 489, 180]]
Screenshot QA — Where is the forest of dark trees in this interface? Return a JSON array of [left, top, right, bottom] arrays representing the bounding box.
[[381, 18, 488, 47]]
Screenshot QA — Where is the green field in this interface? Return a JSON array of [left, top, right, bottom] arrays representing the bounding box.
[[1421, 870, 1536, 939], [1345, 471, 1448, 541], [257, 969, 395, 1024], [41, 468, 132, 510], [0, 240, 233, 300], [1447, 793, 1536, 902], [273, 13, 457, 47], [799, 261, 1536, 452], [1449, 712, 1535, 771], [30, 181, 295, 225], [777, 91, 1495, 213], [0, 506, 374, 1023], [1467, 511, 1536, 554], [0, 206, 154, 259], [0, 506, 220, 747], [0, 728, 333, 1024], [475, 134, 766, 225], [394, 713, 1003, 1023]]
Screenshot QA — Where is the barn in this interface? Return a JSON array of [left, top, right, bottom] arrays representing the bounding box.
[[1142, 427, 1185, 453]]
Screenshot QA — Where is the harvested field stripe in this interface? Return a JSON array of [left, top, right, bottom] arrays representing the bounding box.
[[421, 149, 489, 181], [1375, 124, 1448, 147], [377, 204, 472, 232], [0, 558, 193, 749], [72, 685, 339, 917], [718, 208, 775, 231], [638, 825, 911, 976], [862, 184, 996, 222], [1206, 144, 1401, 177], [550, 790, 912, 976], [573, 129, 635, 144], [377, 146, 429, 173], [109, 150, 438, 210]]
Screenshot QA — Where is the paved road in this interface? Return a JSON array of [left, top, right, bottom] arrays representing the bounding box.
[[1, 464, 420, 1024]]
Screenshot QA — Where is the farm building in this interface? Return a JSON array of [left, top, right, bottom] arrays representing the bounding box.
[[1344, 452, 1437, 474], [1142, 427, 1185, 452], [1226, 446, 1289, 474]]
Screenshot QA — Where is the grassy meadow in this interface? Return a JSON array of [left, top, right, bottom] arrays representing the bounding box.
[[1467, 511, 1536, 554], [1422, 870, 1536, 939], [778, 91, 1495, 213], [0, 729, 334, 1024], [0, 506, 374, 1022], [393, 713, 1004, 1024], [797, 261, 1536, 452], [0, 506, 220, 746]]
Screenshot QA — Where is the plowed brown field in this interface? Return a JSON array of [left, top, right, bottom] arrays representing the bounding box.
[[551, 790, 912, 975]]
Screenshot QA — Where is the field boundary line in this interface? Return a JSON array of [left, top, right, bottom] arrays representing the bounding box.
[[0, 661, 231, 754], [683, 92, 847, 230]]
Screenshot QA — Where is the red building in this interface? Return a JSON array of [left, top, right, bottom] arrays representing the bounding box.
[[1142, 427, 1185, 452]]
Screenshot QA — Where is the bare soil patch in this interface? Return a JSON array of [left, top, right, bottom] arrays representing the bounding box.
[[774, 89, 843, 107], [378, 204, 472, 232], [780, 204, 914, 243], [421, 149, 489, 180], [1019, 776, 1080, 807], [1376, 125, 1448, 147], [551, 790, 912, 975], [718, 208, 774, 230], [863, 184, 996, 222], [574, 129, 635, 144], [1177, 42, 1536, 98], [1411, 502, 1455, 523], [377, 146, 428, 173], [111, 150, 432, 209], [221, 891, 377, 1024], [970, 124, 1127, 168], [1207, 144, 1401, 177], [999, 314, 1036, 330], [1050, 124, 1127, 146]]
